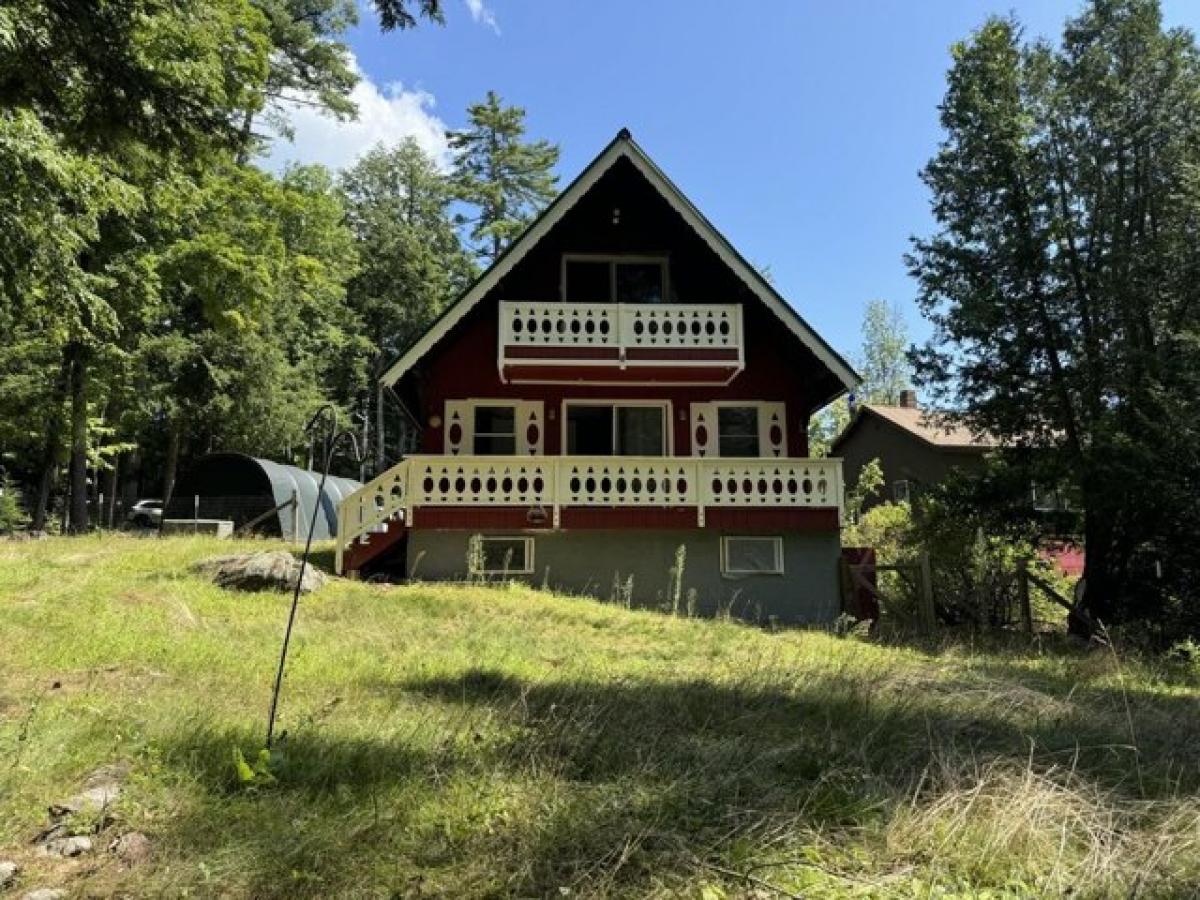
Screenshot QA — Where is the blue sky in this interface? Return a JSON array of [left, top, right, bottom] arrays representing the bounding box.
[[266, 0, 1200, 365]]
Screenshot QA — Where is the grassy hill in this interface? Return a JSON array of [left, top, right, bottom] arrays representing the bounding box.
[[1, 537, 1198, 898]]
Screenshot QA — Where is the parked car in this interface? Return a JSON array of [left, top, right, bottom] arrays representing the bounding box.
[[126, 499, 163, 529]]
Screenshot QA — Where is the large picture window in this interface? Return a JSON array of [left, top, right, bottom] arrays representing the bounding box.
[[563, 255, 667, 304], [717, 406, 760, 457], [473, 405, 516, 455], [565, 403, 668, 456]]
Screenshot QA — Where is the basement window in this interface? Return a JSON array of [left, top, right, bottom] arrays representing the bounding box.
[[471, 536, 534, 576], [721, 536, 784, 576]]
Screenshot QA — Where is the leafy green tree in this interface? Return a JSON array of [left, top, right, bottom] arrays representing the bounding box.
[[450, 92, 560, 262], [237, 0, 446, 155], [857, 299, 911, 405], [908, 0, 1200, 634], [809, 299, 911, 456], [340, 139, 474, 470], [1, 0, 274, 531], [135, 163, 359, 500]]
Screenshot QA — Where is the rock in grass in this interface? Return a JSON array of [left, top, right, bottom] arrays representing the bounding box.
[[37, 835, 92, 858], [48, 781, 120, 821], [109, 831, 152, 866], [193, 551, 328, 594], [0, 861, 18, 888], [22, 890, 66, 900]]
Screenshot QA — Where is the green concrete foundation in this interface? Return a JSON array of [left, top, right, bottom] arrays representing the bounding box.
[[406, 528, 842, 624]]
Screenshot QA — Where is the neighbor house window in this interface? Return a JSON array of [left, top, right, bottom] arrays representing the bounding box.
[[565, 403, 668, 455], [721, 536, 784, 575], [473, 405, 516, 455], [563, 255, 667, 304], [1030, 482, 1074, 512], [717, 406, 759, 457], [470, 536, 534, 576], [893, 480, 911, 504]]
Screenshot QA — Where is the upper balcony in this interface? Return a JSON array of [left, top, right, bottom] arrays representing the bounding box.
[[498, 301, 745, 385]]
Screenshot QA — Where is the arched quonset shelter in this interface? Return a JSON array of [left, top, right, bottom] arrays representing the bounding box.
[[166, 453, 361, 540]]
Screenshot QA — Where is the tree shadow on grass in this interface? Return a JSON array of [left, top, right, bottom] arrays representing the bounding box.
[[144, 660, 1200, 898]]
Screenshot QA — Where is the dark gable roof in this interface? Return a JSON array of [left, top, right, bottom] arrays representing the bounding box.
[[832, 404, 1000, 454], [380, 129, 859, 394]]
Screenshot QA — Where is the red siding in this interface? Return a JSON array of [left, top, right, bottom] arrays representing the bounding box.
[[416, 296, 821, 458], [410, 505, 838, 532]]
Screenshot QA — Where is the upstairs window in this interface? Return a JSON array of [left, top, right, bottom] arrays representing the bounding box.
[[566, 403, 668, 456], [563, 255, 667, 304], [473, 405, 516, 455], [717, 406, 760, 457]]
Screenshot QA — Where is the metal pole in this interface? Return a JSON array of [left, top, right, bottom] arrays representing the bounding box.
[[194, 494, 199, 535], [265, 413, 360, 750]]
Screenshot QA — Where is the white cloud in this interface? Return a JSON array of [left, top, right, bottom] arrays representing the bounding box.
[[463, 0, 500, 34], [258, 59, 451, 174]]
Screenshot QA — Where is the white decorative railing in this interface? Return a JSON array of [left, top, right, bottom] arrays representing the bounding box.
[[558, 459, 698, 506], [499, 302, 743, 356], [336, 454, 843, 573], [412, 457, 554, 506], [700, 459, 838, 508]]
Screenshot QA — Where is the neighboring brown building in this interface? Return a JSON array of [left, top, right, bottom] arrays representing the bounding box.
[[831, 391, 998, 506]]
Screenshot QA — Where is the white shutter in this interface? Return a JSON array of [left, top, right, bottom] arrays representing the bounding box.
[[516, 400, 544, 455], [689, 403, 717, 457], [758, 402, 787, 458], [444, 400, 471, 456]]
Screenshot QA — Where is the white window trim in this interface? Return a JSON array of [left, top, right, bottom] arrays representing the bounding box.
[[470, 536, 535, 576], [720, 536, 785, 576], [560, 253, 670, 304], [560, 399, 673, 456]]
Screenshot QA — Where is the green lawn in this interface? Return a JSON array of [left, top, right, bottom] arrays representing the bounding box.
[[1, 536, 1198, 898]]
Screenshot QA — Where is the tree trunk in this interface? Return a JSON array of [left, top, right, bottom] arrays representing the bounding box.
[[32, 353, 71, 531], [1073, 505, 1117, 637], [106, 455, 120, 528], [162, 421, 181, 508], [66, 343, 89, 534]]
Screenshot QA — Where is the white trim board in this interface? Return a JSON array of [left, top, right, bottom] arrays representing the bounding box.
[[380, 130, 859, 392]]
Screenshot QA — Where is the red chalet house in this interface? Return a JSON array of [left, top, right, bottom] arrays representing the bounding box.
[[335, 130, 859, 623]]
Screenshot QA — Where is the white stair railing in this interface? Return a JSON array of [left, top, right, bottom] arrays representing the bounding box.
[[334, 461, 410, 575]]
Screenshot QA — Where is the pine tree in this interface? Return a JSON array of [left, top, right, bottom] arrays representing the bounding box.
[[340, 139, 474, 470], [450, 92, 560, 263]]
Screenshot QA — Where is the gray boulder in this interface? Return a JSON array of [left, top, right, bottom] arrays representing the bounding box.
[[110, 831, 152, 866], [37, 835, 92, 858], [193, 551, 328, 594], [0, 861, 18, 888], [22, 890, 67, 900]]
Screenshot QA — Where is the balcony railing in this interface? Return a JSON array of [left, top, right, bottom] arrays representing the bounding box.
[[336, 454, 842, 573], [497, 302, 745, 382]]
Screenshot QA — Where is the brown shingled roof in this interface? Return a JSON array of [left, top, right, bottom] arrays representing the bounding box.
[[848, 405, 1000, 450]]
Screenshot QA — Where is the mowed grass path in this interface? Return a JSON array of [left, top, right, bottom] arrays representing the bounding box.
[[1, 537, 1199, 898]]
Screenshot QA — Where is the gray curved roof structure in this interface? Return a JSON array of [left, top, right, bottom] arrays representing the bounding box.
[[168, 453, 361, 541]]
